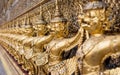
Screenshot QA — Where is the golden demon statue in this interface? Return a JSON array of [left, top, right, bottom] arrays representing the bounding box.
[[42, 0, 84, 75], [76, 0, 118, 75]]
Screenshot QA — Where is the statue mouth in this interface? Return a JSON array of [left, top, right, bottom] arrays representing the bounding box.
[[81, 22, 91, 30], [82, 23, 91, 28]]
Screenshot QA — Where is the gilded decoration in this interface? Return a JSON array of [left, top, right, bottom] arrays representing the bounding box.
[[0, 0, 120, 75]]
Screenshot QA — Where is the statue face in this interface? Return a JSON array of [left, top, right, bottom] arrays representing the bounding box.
[[33, 24, 47, 36], [49, 22, 67, 37], [82, 9, 106, 35], [37, 25, 46, 31], [51, 22, 65, 32], [37, 25, 47, 35]]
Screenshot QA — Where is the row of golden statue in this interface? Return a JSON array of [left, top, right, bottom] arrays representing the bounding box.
[[0, 0, 119, 75]]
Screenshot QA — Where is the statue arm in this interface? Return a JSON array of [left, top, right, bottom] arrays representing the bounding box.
[[84, 35, 120, 67]]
